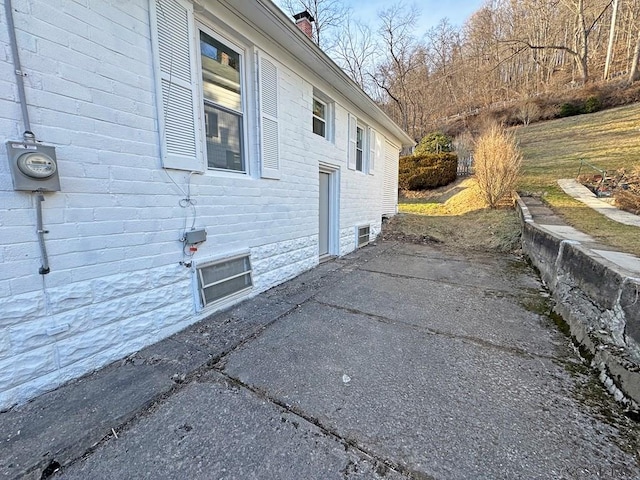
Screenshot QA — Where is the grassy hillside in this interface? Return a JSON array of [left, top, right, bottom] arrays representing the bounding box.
[[516, 103, 640, 256]]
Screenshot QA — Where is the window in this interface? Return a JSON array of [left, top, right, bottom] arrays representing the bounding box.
[[357, 225, 371, 247], [197, 255, 253, 307], [356, 125, 364, 172], [200, 30, 244, 172], [313, 98, 326, 137]]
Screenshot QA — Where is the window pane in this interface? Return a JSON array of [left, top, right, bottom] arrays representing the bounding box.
[[313, 117, 326, 137], [313, 99, 325, 119], [201, 256, 250, 286], [203, 274, 252, 303], [356, 126, 363, 149], [356, 149, 363, 171], [205, 103, 244, 171], [201, 31, 241, 112]]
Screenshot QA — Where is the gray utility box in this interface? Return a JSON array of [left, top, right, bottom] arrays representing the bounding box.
[[6, 141, 60, 192], [185, 228, 207, 245]]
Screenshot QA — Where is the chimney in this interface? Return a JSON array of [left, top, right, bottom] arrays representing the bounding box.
[[293, 11, 314, 41]]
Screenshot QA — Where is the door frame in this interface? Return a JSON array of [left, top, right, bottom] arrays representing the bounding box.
[[319, 163, 339, 259]]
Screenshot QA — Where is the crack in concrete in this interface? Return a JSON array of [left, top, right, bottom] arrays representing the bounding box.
[[356, 266, 538, 299], [213, 370, 431, 480], [312, 299, 564, 364]]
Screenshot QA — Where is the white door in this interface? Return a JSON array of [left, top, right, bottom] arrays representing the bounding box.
[[319, 171, 330, 256]]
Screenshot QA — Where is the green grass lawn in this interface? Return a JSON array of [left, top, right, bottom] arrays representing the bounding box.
[[515, 103, 640, 256]]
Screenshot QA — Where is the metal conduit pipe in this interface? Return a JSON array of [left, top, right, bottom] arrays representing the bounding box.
[[35, 192, 50, 275], [5, 0, 32, 135]]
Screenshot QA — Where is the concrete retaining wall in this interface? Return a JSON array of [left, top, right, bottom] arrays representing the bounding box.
[[516, 197, 640, 409]]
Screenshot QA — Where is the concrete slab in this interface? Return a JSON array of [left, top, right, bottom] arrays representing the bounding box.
[[55, 372, 401, 480], [558, 179, 640, 227], [593, 249, 640, 275], [315, 269, 564, 358], [5, 242, 639, 479], [361, 244, 541, 292], [0, 362, 175, 480], [538, 224, 596, 243], [221, 303, 640, 480]]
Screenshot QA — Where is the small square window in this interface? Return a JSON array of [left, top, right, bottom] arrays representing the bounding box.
[[357, 225, 370, 247]]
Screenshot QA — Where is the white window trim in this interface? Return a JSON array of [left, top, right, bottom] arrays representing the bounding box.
[[196, 22, 250, 175]]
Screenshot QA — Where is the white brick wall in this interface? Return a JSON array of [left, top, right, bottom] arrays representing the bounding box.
[[0, 0, 401, 409]]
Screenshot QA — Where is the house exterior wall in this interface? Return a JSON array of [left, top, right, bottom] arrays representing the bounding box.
[[0, 0, 404, 409]]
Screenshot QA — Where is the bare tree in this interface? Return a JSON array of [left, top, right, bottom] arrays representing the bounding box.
[[333, 15, 379, 91], [373, 3, 422, 134]]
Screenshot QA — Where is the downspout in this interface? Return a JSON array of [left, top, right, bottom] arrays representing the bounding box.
[[5, 0, 52, 274]]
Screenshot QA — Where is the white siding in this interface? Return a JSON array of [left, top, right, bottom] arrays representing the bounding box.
[[383, 141, 400, 215]]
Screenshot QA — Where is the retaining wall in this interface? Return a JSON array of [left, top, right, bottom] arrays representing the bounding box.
[[516, 196, 640, 409]]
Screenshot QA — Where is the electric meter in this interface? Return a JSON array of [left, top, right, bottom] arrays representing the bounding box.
[[17, 152, 58, 179], [6, 142, 61, 191]]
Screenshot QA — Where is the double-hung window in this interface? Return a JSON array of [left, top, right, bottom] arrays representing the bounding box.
[[355, 125, 364, 172], [313, 98, 327, 137], [200, 30, 245, 172]]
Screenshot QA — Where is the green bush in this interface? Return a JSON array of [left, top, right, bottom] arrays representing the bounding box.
[[399, 152, 458, 190], [414, 132, 452, 155], [558, 102, 581, 117], [583, 95, 601, 113]]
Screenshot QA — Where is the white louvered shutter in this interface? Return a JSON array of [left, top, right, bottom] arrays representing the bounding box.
[[347, 113, 357, 170], [258, 53, 280, 179], [368, 127, 376, 174], [151, 0, 204, 172]]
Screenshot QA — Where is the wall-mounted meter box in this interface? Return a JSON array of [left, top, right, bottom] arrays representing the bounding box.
[[6, 141, 60, 191]]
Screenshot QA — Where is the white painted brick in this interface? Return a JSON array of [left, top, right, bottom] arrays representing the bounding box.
[[0, 290, 44, 326], [46, 280, 94, 314]]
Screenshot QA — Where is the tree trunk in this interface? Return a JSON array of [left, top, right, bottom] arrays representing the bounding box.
[[630, 28, 640, 82], [604, 0, 619, 79]]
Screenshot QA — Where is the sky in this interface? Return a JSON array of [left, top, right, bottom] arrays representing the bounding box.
[[341, 0, 485, 33]]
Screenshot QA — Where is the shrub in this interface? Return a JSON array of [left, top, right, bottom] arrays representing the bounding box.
[[414, 132, 452, 155], [399, 153, 458, 190], [517, 100, 541, 126], [473, 125, 522, 208], [559, 102, 581, 117], [583, 95, 601, 113]]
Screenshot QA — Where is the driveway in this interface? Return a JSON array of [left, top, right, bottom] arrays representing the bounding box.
[[54, 242, 640, 479]]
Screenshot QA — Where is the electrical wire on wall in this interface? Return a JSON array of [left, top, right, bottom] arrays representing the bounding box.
[[154, 0, 203, 269]]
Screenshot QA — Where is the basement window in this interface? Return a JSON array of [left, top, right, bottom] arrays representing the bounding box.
[[197, 255, 253, 307], [357, 225, 371, 248]]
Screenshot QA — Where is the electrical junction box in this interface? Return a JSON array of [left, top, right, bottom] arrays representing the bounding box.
[[6, 141, 60, 191], [185, 228, 207, 245]]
